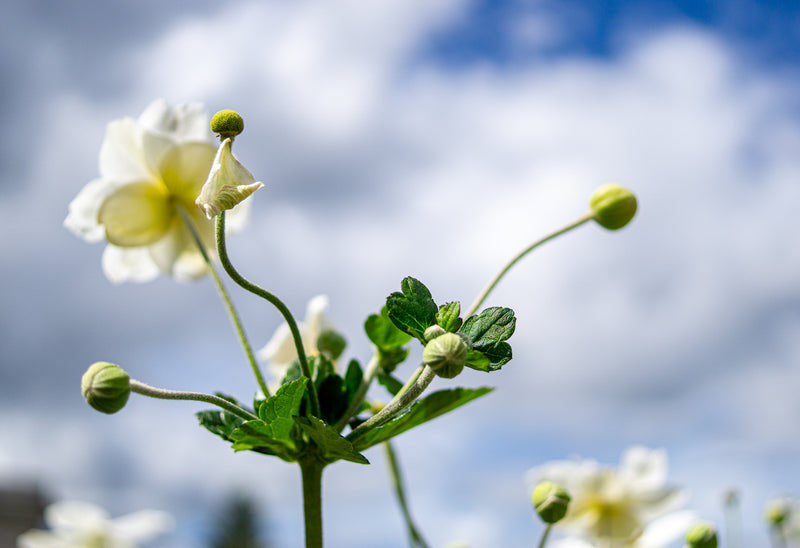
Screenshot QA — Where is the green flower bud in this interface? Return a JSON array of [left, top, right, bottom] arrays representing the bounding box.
[[423, 325, 446, 342], [210, 109, 244, 139], [764, 499, 790, 526], [317, 329, 347, 360], [81, 362, 130, 414], [422, 332, 468, 379], [531, 481, 571, 524], [685, 522, 718, 548], [589, 184, 637, 230]]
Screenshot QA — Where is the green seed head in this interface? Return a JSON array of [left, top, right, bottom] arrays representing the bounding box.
[[532, 481, 571, 524], [422, 332, 468, 379], [589, 184, 638, 230], [685, 522, 718, 548], [81, 362, 130, 414], [210, 109, 244, 139]]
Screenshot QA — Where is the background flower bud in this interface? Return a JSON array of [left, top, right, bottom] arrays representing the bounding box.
[[422, 332, 467, 378], [685, 522, 718, 548], [210, 109, 244, 139], [532, 481, 571, 524], [589, 184, 637, 230], [764, 499, 790, 526], [81, 362, 130, 414]]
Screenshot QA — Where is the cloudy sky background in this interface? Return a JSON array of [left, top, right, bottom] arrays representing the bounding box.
[[2, 0, 800, 546]]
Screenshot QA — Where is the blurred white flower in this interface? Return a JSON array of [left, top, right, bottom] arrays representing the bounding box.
[[196, 137, 264, 219], [258, 295, 332, 387], [550, 511, 696, 548], [17, 500, 172, 548], [527, 446, 686, 545], [64, 99, 251, 283], [765, 497, 800, 542]]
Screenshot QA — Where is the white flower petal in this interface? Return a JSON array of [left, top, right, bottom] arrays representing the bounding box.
[[102, 245, 160, 284], [97, 181, 173, 247], [98, 119, 156, 184], [620, 446, 668, 491], [111, 510, 174, 541], [196, 138, 263, 219], [138, 99, 212, 143], [16, 530, 64, 548], [550, 538, 595, 548], [146, 216, 212, 281], [44, 501, 109, 532], [64, 177, 112, 243], [224, 199, 252, 235], [259, 323, 299, 367], [305, 295, 331, 337], [636, 511, 697, 548]]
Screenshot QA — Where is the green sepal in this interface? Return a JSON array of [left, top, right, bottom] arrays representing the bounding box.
[[386, 277, 438, 341], [459, 307, 516, 370], [436, 302, 462, 332], [352, 387, 493, 451], [297, 416, 370, 465]]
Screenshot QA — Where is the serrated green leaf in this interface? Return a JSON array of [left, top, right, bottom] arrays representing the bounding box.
[[386, 277, 437, 340], [436, 302, 462, 332], [365, 307, 413, 350], [464, 350, 491, 372], [459, 307, 516, 369], [230, 421, 299, 462], [297, 416, 369, 465], [352, 387, 493, 451], [196, 409, 245, 441]]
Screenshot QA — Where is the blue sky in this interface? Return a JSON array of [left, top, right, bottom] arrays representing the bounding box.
[[2, 0, 800, 546]]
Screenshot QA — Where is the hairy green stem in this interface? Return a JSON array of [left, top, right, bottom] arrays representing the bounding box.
[[347, 366, 436, 443], [129, 380, 258, 421], [465, 212, 595, 317], [215, 211, 321, 418], [384, 441, 431, 548], [300, 458, 325, 548], [177, 207, 270, 398], [335, 354, 379, 432], [537, 524, 552, 548]]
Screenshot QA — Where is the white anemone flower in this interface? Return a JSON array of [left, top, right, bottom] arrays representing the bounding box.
[[549, 511, 697, 548], [17, 500, 172, 548], [258, 295, 332, 387], [527, 446, 686, 545], [65, 99, 251, 283]]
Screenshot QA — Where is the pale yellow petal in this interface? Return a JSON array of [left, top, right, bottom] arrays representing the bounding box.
[[196, 138, 263, 219], [158, 142, 216, 205], [147, 214, 212, 281], [97, 182, 173, 247]]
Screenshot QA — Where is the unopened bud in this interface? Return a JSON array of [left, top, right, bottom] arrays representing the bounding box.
[[589, 184, 637, 230], [210, 109, 244, 139], [764, 499, 791, 526], [532, 481, 570, 524], [423, 325, 446, 342], [81, 362, 130, 414], [422, 332, 467, 378], [685, 522, 718, 548]]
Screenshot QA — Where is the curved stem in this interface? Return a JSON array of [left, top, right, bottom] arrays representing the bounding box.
[[537, 524, 553, 548], [465, 212, 594, 317], [300, 458, 325, 548], [384, 441, 431, 548], [347, 366, 436, 443], [176, 207, 270, 398], [130, 379, 258, 422], [335, 354, 379, 432], [215, 211, 321, 418]]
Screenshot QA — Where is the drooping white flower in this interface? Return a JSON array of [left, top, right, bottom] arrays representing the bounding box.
[[527, 446, 686, 545], [17, 500, 173, 548], [258, 295, 332, 387], [196, 137, 264, 219], [65, 99, 251, 283]]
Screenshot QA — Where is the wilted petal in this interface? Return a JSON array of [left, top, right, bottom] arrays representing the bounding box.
[[196, 138, 263, 219], [97, 182, 173, 247], [102, 245, 160, 284]]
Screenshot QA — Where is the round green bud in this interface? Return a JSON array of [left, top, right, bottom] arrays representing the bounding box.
[[532, 481, 571, 524], [317, 329, 347, 361], [589, 184, 638, 230], [422, 332, 468, 379], [81, 362, 130, 414], [423, 325, 446, 342], [764, 500, 790, 526], [685, 522, 718, 548], [210, 109, 244, 139]]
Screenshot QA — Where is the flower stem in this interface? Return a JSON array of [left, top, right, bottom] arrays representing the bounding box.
[[129, 379, 258, 421], [465, 212, 595, 317], [347, 366, 435, 444], [537, 524, 552, 548], [215, 211, 321, 418], [334, 354, 379, 432], [176, 207, 270, 398], [299, 457, 325, 548], [384, 441, 431, 548]]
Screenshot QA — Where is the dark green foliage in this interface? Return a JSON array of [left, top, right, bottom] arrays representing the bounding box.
[[459, 307, 516, 370], [208, 492, 269, 548], [386, 277, 438, 341]]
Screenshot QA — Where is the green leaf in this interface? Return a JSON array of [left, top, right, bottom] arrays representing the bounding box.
[[297, 416, 369, 465], [464, 350, 491, 372], [377, 373, 405, 396], [352, 387, 493, 451], [318, 375, 348, 425], [365, 306, 413, 350], [343, 359, 363, 400], [459, 307, 516, 370], [377, 347, 410, 372], [386, 277, 437, 340], [436, 302, 462, 332], [196, 409, 245, 441]]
